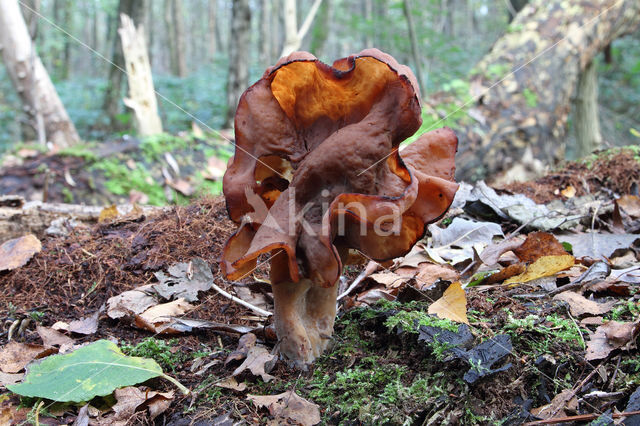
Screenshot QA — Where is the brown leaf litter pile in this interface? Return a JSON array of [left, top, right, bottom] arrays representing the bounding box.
[[0, 196, 247, 328], [501, 148, 640, 204]]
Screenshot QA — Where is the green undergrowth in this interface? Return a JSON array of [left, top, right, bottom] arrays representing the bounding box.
[[122, 337, 212, 373]]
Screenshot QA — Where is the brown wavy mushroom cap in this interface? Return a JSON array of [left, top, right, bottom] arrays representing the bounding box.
[[221, 48, 458, 289]]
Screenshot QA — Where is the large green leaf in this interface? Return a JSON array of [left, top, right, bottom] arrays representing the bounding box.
[[7, 339, 188, 402]]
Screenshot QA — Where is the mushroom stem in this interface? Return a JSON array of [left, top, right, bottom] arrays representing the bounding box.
[[272, 278, 338, 368]]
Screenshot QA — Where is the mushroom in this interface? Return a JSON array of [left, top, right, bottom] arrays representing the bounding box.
[[221, 48, 458, 368]]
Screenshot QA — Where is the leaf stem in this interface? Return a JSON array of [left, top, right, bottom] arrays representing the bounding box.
[[161, 373, 190, 395]]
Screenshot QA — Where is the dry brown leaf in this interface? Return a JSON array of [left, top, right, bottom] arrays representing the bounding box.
[[0, 234, 42, 271], [580, 316, 604, 326], [514, 232, 569, 263], [135, 298, 194, 333], [395, 262, 460, 289], [356, 287, 396, 305], [0, 342, 56, 373], [203, 156, 227, 181], [215, 377, 247, 392], [232, 345, 276, 382], [107, 284, 157, 319], [428, 282, 468, 324], [225, 333, 257, 366], [485, 263, 526, 285], [617, 195, 640, 218], [0, 371, 23, 387], [248, 390, 321, 426], [108, 387, 174, 424], [36, 325, 74, 347], [552, 292, 616, 317], [586, 320, 640, 361], [368, 272, 408, 289], [531, 389, 576, 419], [587, 279, 631, 297], [504, 255, 575, 285], [69, 310, 100, 335], [168, 179, 195, 196], [479, 237, 524, 266]]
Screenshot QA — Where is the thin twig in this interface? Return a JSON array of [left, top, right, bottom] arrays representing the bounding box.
[[523, 409, 640, 425], [211, 282, 272, 317], [548, 360, 606, 419]]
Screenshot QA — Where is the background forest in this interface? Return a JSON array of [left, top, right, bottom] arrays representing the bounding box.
[[0, 0, 638, 159]]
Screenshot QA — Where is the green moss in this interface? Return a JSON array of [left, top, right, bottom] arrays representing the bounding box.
[[385, 309, 459, 334], [92, 158, 166, 205], [57, 143, 98, 161], [522, 88, 538, 107], [121, 337, 185, 372], [504, 313, 586, 352], [61, 187, 74, 203], [140, 133, 191, 162]]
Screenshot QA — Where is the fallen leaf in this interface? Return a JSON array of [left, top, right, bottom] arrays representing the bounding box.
[[0, 234, 42, 271], [356, 287, 396, 305], [153, 258, 214, 302], [553, 292, 616, 317], [74, 404, 89, 426], [232, 346, 276, 382], [485, 263, 527, 285], [559, 233, 639, 258], [617, 195, 640, 218], [203, 156, 227, 181], [586, 321, 640, 361], [514, 232, 569, 263], [479, 237, 524, 266], [215, 377, 247, 392], [368, 272, 409, 289], [504, 255, 575, 285], [0, 372, 23, 387], [428, 282, 468, 324], [428, 218, 504, 264], [69, 310, 100, 335], [395, 262, 460, 288], [36, 326, 74, 347], [0, 342, 56, 374], [109, 386, 174, 423], [135, 298, 194, 333], [248, 390, 320, 426], [168, 179, 194, 196], [225, 333, 257, 366], [107, 284, 158, 319], [531, 389, 576, 419], [561, 185, 576, 198], [580, 317, 604, 326]]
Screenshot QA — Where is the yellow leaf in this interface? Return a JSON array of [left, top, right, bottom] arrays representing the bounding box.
[[428, 282, 468, 324], [504, 255, 574, 285]]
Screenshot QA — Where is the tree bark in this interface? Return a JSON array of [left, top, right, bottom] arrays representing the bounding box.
[[445, 0, 640, 182], [172, 0, 187, 77], [259, 0, 271, 65], [119, 14, 163, 137], [402, 0, 424, 96], [0, 0, 80, 148], [103, 0, 145, 129], [225, 0, 251, 127], [280, 0, 323, 58], [572, 60, 602, 159], [208, 0, 219, 62]]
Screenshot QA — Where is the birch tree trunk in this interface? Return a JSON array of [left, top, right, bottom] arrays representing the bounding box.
[[103, 0, 145, 128], [0, 0, 79, 148], [280, 0, 323, 58], [445, 0, 640, 182], [572, 60, 602, 158], [225, 0, 251, 127], [119, 14, 163, 137]]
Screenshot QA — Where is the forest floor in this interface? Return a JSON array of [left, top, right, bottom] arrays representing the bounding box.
[[0, 145, 639, 425]]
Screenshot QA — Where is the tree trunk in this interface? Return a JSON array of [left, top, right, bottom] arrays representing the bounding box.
[[0, 0, 80, 148], [208, 0, 219, 62], [172, 0, 187, 77], [259, 0, 271, 65], [572, 60, 602, 159], [103, 0, 145, 129], [225, 0, 251, 127], [280, 0, 323, 58], [402, 0, 424, 96], [444, 0, 640, 182], [310, 0, 330, 58], [119, 14, 163, 137]]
